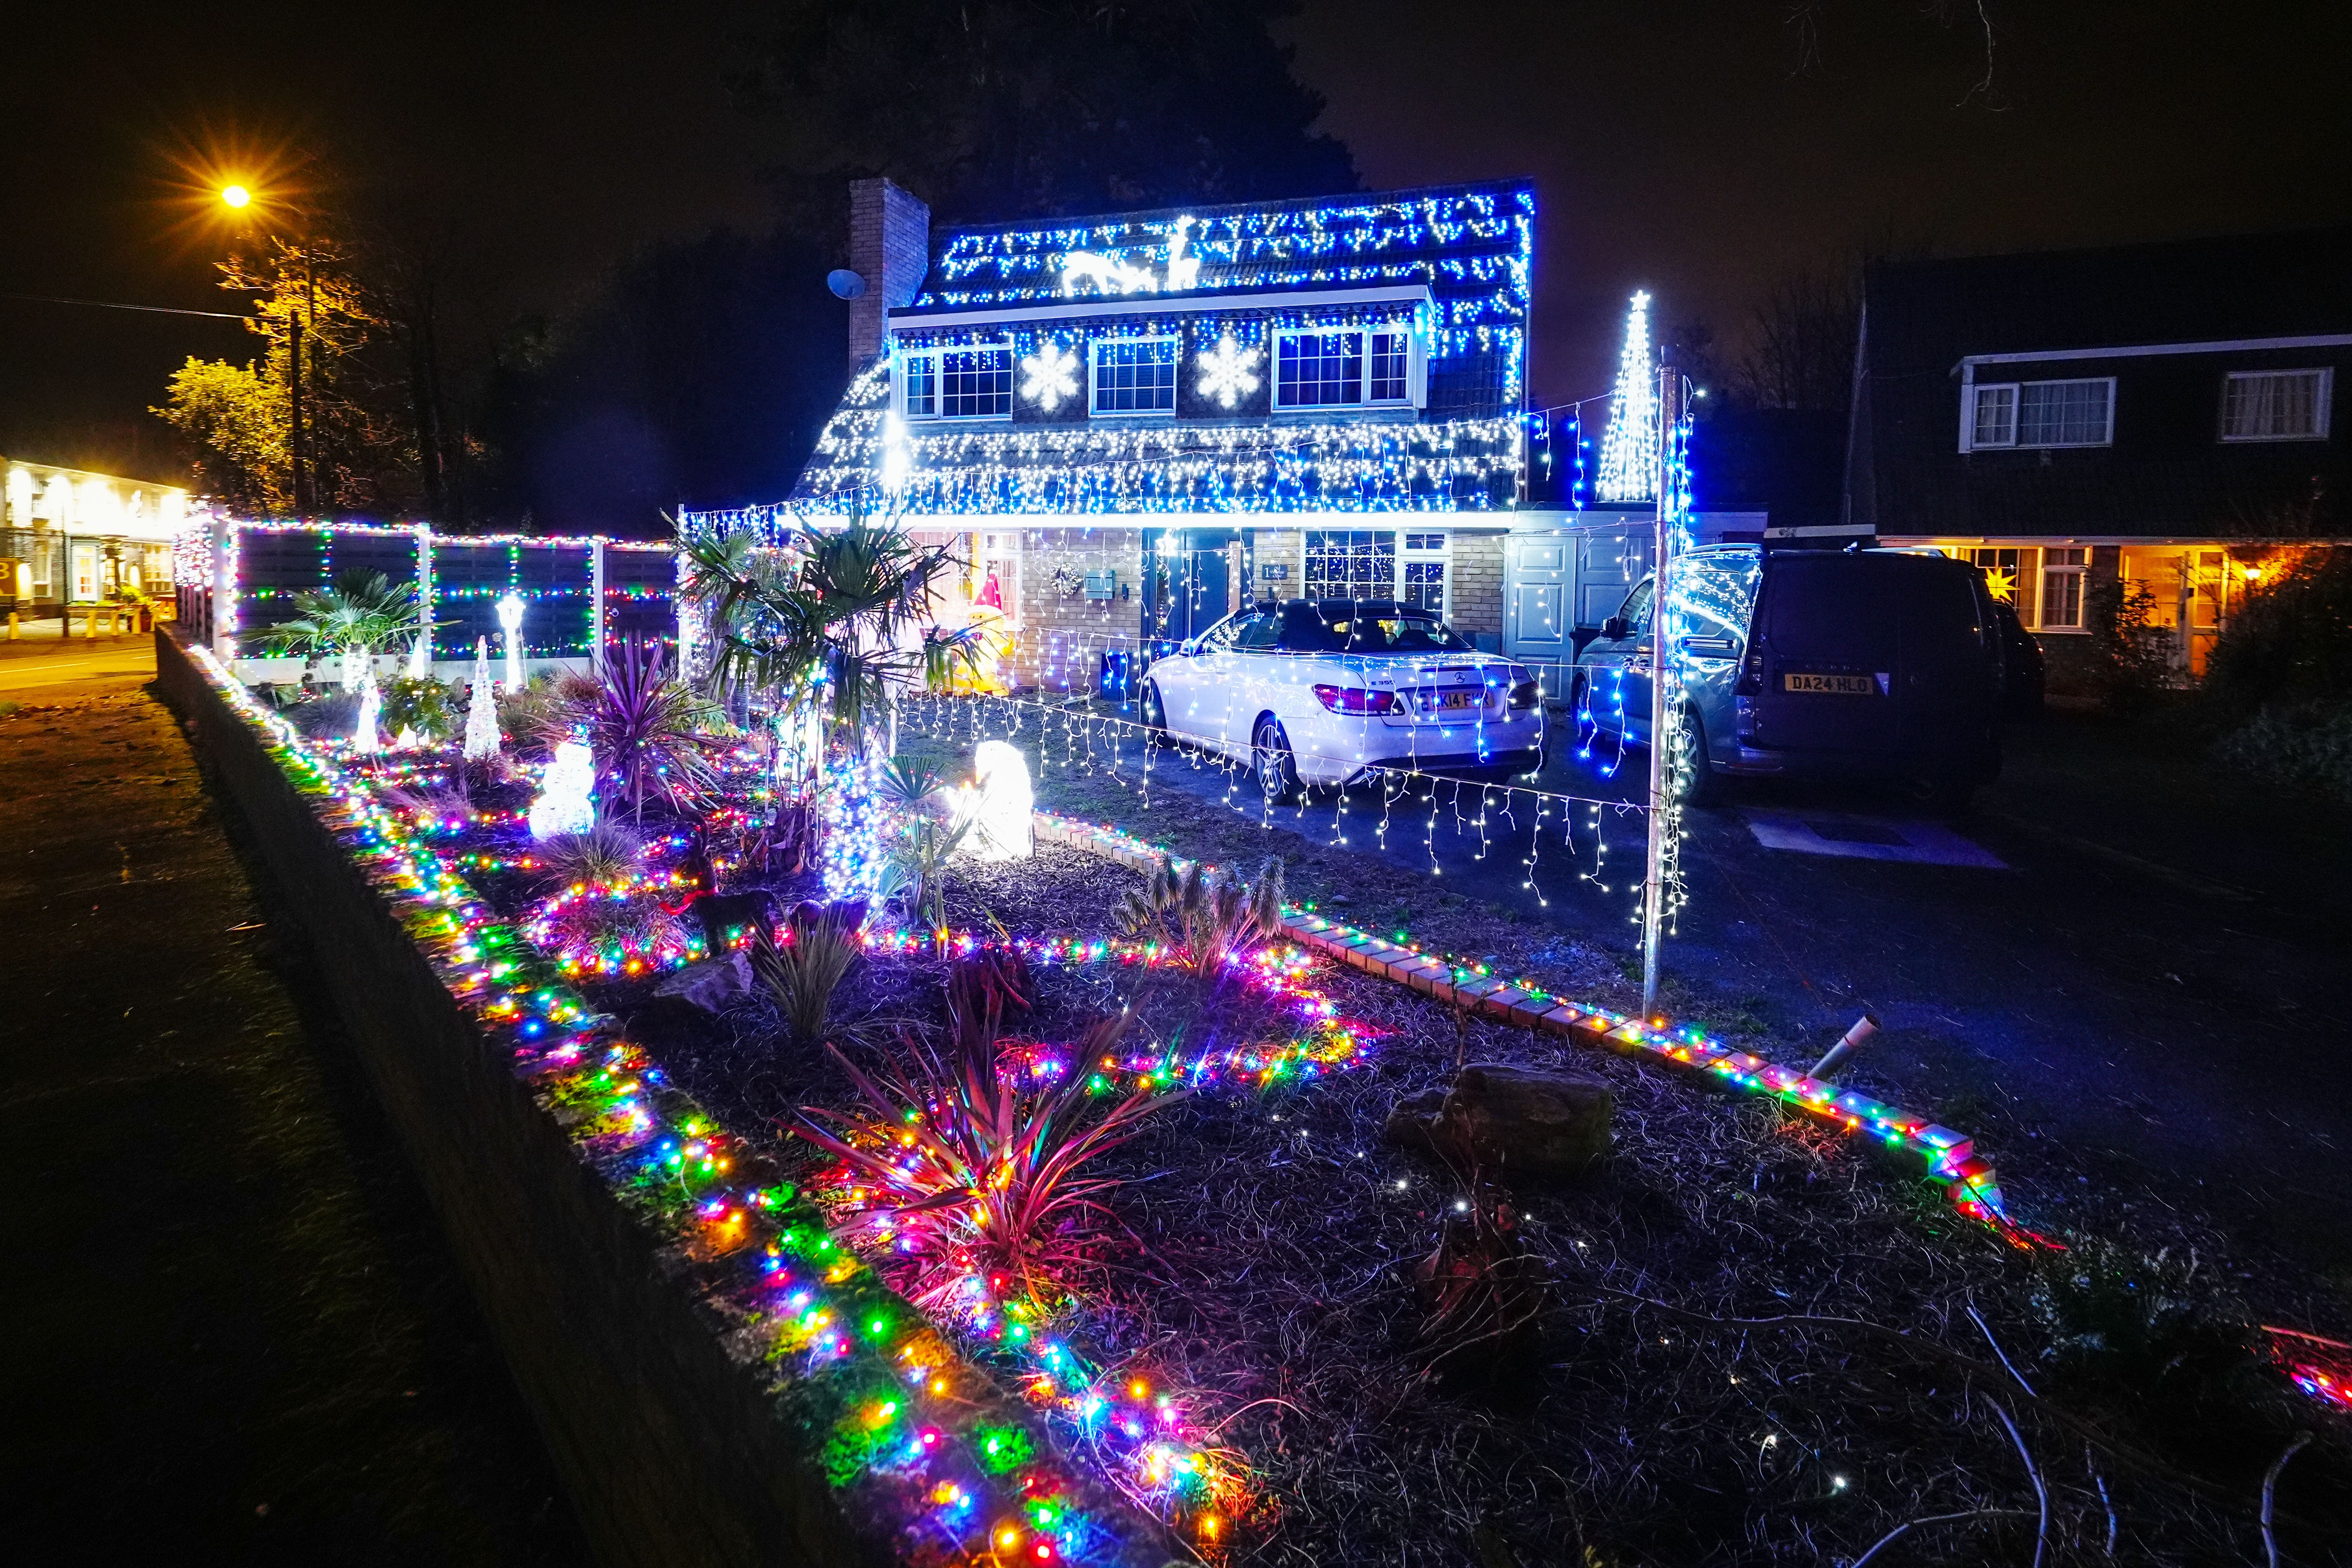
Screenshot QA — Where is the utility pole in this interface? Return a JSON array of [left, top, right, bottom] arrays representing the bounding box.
[[1639, 360, 1682, 1016]]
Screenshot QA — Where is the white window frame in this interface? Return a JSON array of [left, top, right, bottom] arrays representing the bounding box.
[[1088, 334, 1180, 418], [2219, 367, 2333, 443], [1301, 528, 1400, 600], [2038, 547, 2089, 633], [1401, 530, 1450, 618], [1272, 325, 1424, 412], [1961, 376, 2115, 450], [1969, 384, 2018, 448], [895, 342, 1015, 422]]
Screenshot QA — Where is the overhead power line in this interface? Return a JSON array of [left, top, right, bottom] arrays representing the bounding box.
[[0, 291, 250, 322]]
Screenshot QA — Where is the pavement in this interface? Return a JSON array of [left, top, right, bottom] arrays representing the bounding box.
[[0, 634, 581, 1562], [1089, 701, 2352, 1299]]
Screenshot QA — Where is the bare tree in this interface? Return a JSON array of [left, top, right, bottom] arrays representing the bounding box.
[[1734, 264, 1861, 413]]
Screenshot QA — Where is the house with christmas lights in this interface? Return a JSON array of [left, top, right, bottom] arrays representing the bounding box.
[[1847, 228, 2352, 691], [694, 176, 1536, 688], [2, 457, 191, 628]]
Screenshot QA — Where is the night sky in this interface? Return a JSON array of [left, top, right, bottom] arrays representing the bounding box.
[[5, 0, 2348, 484]]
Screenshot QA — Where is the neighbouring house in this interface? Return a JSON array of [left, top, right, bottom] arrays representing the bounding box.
[[687, 177, 1537, 688], [1846, 228, 2352, 693], [1, 457, 191, 625]]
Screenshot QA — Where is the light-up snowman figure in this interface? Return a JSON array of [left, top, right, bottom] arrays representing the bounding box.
[[959, 739, 1033, 861], [529, 739, 597, 840]]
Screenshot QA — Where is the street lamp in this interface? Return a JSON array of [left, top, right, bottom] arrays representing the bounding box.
[[220, 181, 314, 518]]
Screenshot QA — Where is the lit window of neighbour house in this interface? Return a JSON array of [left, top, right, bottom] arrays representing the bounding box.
[[2040, 548, 2088, 631], [2221, 368, 2332, 441]]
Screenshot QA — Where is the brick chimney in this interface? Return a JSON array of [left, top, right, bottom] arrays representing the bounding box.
[[847, 178, 931, 372]]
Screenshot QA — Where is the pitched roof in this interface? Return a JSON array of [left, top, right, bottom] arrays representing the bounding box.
[[762, 181, 1536, 524], [1853, 228, 2352, 538]]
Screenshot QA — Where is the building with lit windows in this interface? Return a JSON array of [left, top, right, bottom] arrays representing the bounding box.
[[690, 177, 1537, 688], [1846, 229, 2352, 692], [1, 457, 191, 623]]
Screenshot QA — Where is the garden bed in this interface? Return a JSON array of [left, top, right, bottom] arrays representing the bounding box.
[[214, 649, 2352, 1566]]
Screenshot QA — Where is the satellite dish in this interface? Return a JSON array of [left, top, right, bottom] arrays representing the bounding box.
[[827, 268, 868, 300]]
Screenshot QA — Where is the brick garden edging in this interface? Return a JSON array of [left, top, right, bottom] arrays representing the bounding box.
[[154, 630, 1179, 1568], [1033, 810, 2008, 1222]]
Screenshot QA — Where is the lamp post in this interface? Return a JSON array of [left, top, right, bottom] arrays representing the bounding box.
[[220, 184, 315, 517], [497, 592, 526, 690]]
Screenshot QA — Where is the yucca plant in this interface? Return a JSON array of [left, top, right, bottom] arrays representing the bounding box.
[[795, 997, 1178, 1309], [877, 753, 949, 811], [753, 899, 867, 1049], [1112, 854, 1286, 975], [892, 815, 970, 934], [533, 822, 645, 893]]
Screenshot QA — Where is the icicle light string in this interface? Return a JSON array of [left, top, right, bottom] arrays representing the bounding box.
[[896, 688, 1639, 909]]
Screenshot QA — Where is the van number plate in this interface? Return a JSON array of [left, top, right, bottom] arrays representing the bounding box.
[[1784, 672, 1878, 695]]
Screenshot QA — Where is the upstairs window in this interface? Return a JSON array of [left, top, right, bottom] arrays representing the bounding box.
[[1092, 337, 1177, 414], [1970, 384, 2017, 448], [900, 345, 1013, 420], [1966, 376, 2113, 449], [2221, 368, 2332, 441], [1275, 328, 1417, 410]]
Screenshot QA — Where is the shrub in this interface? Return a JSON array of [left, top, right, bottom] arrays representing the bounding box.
[[2215, 700, 2352, 799], [538, 639, 718, 820], [2085, 576, 2174, 714], [2204, 547, 2352, 718], [754, 900, 867, 1049], [380, 676, 456, 742], [534, 822, 646, 892], [795, 995, 1178, 1309], [539, 885, 689, 972], [1113, 854, 1285, 975]]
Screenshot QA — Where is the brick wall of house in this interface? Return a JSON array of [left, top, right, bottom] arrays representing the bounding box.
[[1252, 528, 1304, 600], [1010, 528, 1144, 690], [1448, 530, 1506, 641], [2040, 544, 2121, 699]]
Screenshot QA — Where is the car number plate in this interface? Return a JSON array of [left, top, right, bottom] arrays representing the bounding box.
[[1784, 672, 1878, 695], [1434, 688, 1477, 711]]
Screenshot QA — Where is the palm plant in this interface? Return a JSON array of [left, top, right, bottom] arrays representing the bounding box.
[[259, 570, 434, 689], [678, 507, 985, 760], [891, 815, 970, 934], [752, 899, 868, 1049], [795, 994, 1178, 1309], [1113, 854, 1286, 975]]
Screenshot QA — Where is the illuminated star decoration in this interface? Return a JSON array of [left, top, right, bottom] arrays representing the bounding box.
[[1195, 335, 1261, 409], [1020, 342, 1079, 412]]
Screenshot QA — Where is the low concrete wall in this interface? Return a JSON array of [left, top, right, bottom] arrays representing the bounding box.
[[154, 630, 1174, 1568]]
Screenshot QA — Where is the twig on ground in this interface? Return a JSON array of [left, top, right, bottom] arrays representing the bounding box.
[[1990, 1397, 2050, 1568], [1967, 1295, 2037, 1397], [2263, 1434, 2312, 1568], [1849, 1507, 2033, 1568]]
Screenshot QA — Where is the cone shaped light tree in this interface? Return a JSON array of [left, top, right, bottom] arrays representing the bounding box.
[[462, 637, 502, 759], [1595, 291, 1658, 504]]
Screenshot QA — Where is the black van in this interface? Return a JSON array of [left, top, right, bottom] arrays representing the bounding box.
[[1574, 547, 2006, 809]]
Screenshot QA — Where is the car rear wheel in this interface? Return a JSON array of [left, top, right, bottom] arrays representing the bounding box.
[[1671, 706, 1724, 807], [1253, 716, 1304, 804], [1141, 680, 1167, 735]]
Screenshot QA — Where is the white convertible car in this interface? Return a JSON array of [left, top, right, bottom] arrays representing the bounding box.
[[1140, 599, 1546, 800]]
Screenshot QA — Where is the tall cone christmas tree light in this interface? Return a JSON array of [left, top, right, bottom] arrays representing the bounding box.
[[462, 637, 502, 760], [1595, 291, 1658, 504]]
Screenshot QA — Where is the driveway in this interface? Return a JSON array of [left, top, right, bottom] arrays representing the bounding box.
[[1096, 704, 2352, 1290]]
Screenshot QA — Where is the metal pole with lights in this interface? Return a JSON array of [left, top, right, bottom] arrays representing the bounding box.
[[1640, 361, 1682, 1016], [497, 592, 526, 689]]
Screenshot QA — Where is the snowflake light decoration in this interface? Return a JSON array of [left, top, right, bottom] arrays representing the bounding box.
[[1020, 342, 1079, 411], [1195, 335, 1262, 410]]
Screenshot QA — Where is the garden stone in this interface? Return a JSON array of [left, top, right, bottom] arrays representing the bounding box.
[[1384, 1064, 1613, 1175], [652, 949, 753, 1012]]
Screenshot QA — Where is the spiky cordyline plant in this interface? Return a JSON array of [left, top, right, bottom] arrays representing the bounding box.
[[678, 507, 985, 759], [796, 998, 1179, 1311], [1113, 854, 1286, 976], [555, 637, 719, 820], [752, 899, 867, 1049]]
